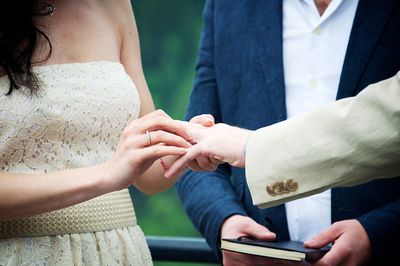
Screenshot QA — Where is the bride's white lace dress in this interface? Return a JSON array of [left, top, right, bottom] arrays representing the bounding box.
[[0, 61, 152, 265]]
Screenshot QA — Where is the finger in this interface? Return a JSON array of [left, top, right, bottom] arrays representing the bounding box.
[[244, 220, 276, 240], [312, 245, 343, 266], [184, 122, 212, 143], [139, 109, 170, 120], [186, 158, 218, 172], [134, 116, 192, 141], [139, 145, 187, 162], [304, 224, 341, 248], [133, 109, 170, 128], [196, 156, 218, 171], [165, 144, 203, 178], [210, 156, 224, 164], [190, 114, 215, 127], [187, 160, 204, 172], [144, 130, 192, 148]]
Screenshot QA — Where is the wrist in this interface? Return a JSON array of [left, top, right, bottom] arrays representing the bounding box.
[[232, 129, 252, 167], [91, 162, 120, 193], [242, 130, 253, 167]]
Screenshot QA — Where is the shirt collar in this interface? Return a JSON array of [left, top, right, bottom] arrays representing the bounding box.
[[301, 0, 346, 26]]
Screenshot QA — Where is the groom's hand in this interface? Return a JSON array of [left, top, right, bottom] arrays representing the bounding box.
[[165, 123, 251, 178], [221, 215, 276, 266], [189, 114, 215, 127], [186, 114, 220, 172], [304, 220, 371, 266]]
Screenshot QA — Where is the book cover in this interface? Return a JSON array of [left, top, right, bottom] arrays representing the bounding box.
[[221, 237, 330, 262]]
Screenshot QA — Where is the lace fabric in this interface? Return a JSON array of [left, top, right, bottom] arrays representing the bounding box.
[[0, 61, 152, 265], [0, 61, 140, 173], [0, 227, 152, 266]]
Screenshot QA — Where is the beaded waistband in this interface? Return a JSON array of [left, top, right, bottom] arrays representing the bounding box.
[[0, 189, 136, 238]]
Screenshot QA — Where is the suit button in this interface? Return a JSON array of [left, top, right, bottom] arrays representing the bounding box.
[[266, 179, 298, 196], [313, 26, 323, 35], [286, 179, 298, 192]]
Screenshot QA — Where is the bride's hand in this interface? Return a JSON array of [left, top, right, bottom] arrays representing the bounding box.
[[165, 123, 252, 178], [102, 110, 192, 191]]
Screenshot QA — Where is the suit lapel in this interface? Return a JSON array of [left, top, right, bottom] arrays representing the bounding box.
[[336, 0, 399, 99], [247, 0, 290, 239], [249, 0, 287, 122]]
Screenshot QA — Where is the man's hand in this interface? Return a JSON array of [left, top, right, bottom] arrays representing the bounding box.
[[304, 220, 372, 266], [221, 215, 277, 266], [165, 123, 252, 178], [186, 114, 221, 172]]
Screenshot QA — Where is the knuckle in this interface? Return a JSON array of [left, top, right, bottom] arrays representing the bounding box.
[[196, 158, 205, 167], [155, 109, 167, 117], [154, 115, 164, 124], [340, 244, 352, 257], [124, 138, 135, 148], [154, 109, 163, 115], [152, 145, 160, 152], [121, 129, 131, 140], [331, 221, 342, 228], [330, 222, 342, 234], [315, 232, 326, 241], [128, 119, 139, 129], [198, 158, 209, 168], [215, 123, 225, 129], [151, 130, 161, 140], [153, 145, 164, 154], [205, 163, 215, 171], [178, 139, 188, 147]]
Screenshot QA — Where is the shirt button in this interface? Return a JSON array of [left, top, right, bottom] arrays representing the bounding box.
[[309, 78, 318, 89], [313, 26, 323, 35]]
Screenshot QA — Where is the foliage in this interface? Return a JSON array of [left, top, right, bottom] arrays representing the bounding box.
[[132, 0, 205, 119], [129, 1, 217, 265]]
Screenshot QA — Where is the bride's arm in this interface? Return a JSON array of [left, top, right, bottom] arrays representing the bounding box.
[[117, 1, 213, 194], [0, 111, 190, 220], [0, 165, 109, 220]]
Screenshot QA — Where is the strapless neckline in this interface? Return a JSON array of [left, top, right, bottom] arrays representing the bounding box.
[[0, 61, 125, 81], [32, 60, 124, 70]]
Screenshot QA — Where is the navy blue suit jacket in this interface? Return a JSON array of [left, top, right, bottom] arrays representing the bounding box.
[[176, 1, 400, 265]]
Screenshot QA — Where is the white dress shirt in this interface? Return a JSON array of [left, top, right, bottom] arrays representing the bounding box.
[[282, 0, 359, 241]]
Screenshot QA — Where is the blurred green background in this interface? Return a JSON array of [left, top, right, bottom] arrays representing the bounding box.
[[129, 1, 217, 265]]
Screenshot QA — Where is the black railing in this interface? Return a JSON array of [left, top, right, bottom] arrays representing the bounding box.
[[146, 236, 219, 263]]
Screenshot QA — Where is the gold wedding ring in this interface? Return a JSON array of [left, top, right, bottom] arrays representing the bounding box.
[[145, 130, 152, 146]]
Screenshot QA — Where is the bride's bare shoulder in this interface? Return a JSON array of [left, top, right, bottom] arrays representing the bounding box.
[[97, 0, 136, 34], [98, 0, 135, 19]]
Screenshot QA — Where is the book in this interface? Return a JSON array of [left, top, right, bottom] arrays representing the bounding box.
[[221, 237, 330, 262]]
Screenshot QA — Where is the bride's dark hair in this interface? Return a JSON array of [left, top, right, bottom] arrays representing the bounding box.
[[0, 1, 53, 94]]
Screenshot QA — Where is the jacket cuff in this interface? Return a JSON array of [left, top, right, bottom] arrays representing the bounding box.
[[208, 209, 247, 261], [357, 203, 400, 266]]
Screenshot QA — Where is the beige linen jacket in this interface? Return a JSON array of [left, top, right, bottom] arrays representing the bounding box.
[[246, 72, 400, 209]]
